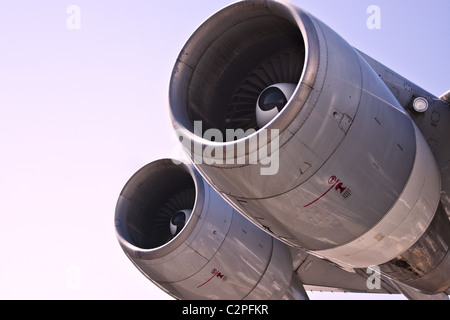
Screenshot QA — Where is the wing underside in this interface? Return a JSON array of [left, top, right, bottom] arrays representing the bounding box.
[[293, 250, 450, 299], [291, 249, 399, 295]]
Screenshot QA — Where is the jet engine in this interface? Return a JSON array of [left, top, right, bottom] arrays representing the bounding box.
[[169, 0, 450, 294], [115, 159, 308, 300]]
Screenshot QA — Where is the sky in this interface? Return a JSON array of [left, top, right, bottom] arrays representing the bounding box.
[[0, 0, 448, 300]]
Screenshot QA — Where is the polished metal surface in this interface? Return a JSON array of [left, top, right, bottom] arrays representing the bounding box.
[[117, 0, 450, 299], [167, 0, 450, 295], [115, 159, 308, 300], [169, 0, 430, 250]]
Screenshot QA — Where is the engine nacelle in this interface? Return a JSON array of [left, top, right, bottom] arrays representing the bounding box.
[[169, 0, 450, 294], [115, 159, 307, 300]]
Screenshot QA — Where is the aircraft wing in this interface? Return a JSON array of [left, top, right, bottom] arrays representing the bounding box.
[[291, 251, 399, 295]]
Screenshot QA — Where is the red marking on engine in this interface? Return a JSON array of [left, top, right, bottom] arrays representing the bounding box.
[[335, 182, 347, 194], [303, 178, 340, 208], [197, 269, 225, 288]]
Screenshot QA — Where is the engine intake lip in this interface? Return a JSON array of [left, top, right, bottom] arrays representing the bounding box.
[[115, 159, 205, 259], [169, 0, 320, 160]]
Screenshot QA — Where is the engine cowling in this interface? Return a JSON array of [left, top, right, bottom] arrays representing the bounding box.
[[115, 159, 308, 300], [168, 0, 450, 294]]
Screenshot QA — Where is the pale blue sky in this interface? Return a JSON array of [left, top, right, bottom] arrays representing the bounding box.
[[0, 0, 448, 300]]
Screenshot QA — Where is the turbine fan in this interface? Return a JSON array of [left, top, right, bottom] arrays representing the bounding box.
[[152, 188, 195, 247], [127, 187, 195, 250], [226, 47, 304, 132]]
